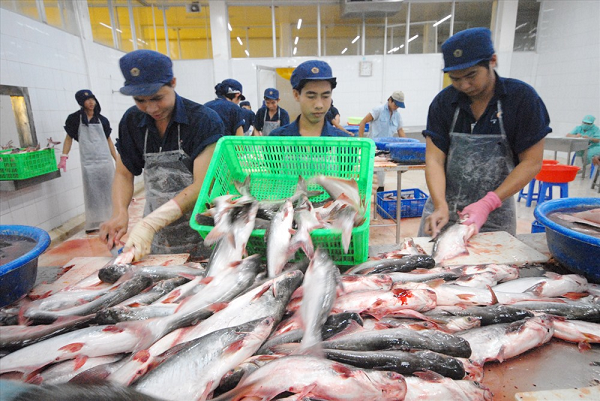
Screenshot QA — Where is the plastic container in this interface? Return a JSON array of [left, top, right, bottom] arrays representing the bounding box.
[[373, 137, 419, 151], [344, 125, 360, 135], [531, 220, 546, 233], [376, 188, 429, 219], [0, 225, 51, 307], [347, 116, 363, 125], [534, 198, 600, 283], [190, 137, 375, 266], [388, 142, 426, 164], [542, 159, 560, 165], [0, 148, 57, 180], [535, 164, 580, 183]]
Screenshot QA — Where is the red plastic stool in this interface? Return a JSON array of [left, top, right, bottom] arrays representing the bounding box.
[[517, 160, 561, 207], [535, 164, 580, 204]]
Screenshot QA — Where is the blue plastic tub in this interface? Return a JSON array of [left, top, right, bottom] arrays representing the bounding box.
[[0, 225, 50, 307], [373, 137, 419, 151], [534, 198, 600, 283], [388, 142, 426, 164]]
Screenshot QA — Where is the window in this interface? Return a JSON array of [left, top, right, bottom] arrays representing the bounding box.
[[514, 0, 540, 51], [0, 85, 38, 149]]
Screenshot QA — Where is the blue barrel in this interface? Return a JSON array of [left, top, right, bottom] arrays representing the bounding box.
[[388, 142, 426, 164], [373, 137, 419, 151], [0, 225, 51, 307]]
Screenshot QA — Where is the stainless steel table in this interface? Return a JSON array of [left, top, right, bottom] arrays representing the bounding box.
[[544, 137, 590, 177], [372, 163, 425, 244]]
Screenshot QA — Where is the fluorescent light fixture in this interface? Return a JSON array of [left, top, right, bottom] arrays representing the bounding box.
[[341, 47, 348, 54], [515, 23, 527, 31], [100, 22, 122, 33], [297, 19, 302, 30], [433, 14, 451, 27], [399, 44, 404, 48], [294, 36, 299, 45], [352, 35, 360, 44], [245, 50, 250, 57], [293, 47, 297, 55], [228, 23, 232, 32], [237, 37, 243, 46], [408, 34, 419, 43]]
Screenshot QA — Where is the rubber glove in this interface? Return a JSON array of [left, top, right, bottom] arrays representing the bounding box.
[[123, 199, 183, 261], [58, 154, 68, 172], [459, 191, 502, 234]]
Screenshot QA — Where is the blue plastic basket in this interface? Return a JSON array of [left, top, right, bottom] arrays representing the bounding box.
[[376, 188, 429, 219], [388, 142, 426, 164], [373, 137, 419, 151]]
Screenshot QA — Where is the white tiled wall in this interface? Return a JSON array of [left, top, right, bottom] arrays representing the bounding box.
[[1, 0, 598, 232]]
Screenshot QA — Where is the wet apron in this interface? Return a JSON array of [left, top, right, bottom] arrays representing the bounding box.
[[78, 115, 114, 232], [418, 100, 517, 236], [143, 126, 208, 258], [262, 108, 281, 136]]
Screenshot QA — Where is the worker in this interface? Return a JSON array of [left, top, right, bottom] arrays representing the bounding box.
[[359, 91, 407, 191], [239, 100, 256, 136], [566, 115, 600, 164], [99, 50, 224, 261], [60, 89, 117, 233], [269, 60, 350, 137], [327, 101, 355, 136], [253, 88, 290, 136], [204, 78, 245, 136], [418, 27, 551, 237]]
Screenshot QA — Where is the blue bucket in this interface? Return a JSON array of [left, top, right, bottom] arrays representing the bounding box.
[[0, 225, 50, 307], [534, 198, 600, 283]]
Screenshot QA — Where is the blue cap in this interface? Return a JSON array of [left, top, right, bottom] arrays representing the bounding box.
[[240, 100, 251, 108], [75, 89, 96, 106], [220, 79, 245, 101], [119, 50, 173, 96], [583, 115, 596, 124], [290, 60, 337, 90], [264, 88, 279, 100], [442, 28, 495, 72]]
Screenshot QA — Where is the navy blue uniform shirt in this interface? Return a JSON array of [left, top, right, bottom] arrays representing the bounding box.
[[326, 105, 340, 124], [116, 94, 224, 176], [269, 117, 350, 137], [254, 106, 290, 132], [204, 97, 245, 136], [241, 108, 255, 132], [64, 109, 112, 141], [423, 72, 551, 165]]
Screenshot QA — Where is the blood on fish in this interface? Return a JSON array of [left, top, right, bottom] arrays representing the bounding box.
[[225, 339, 245, 353], [331, 362, 354, 378], [102, 326, 124, 333], [133, 349, 150, 363], [59, 342, 84, 352], [392, 289, 413, 305]]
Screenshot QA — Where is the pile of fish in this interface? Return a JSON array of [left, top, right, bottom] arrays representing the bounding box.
[[1, 224, 600, 400]]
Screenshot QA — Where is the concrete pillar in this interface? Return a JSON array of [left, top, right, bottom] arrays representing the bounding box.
[[209, 0, 231, 81], [491, 0, 519, 77]]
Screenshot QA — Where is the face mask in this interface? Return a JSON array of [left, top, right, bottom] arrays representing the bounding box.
[[582, 124, 592, 132]]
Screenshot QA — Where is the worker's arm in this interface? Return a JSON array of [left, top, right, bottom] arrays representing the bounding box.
[[566, 132, 581, 138], [397, 127, 406, 138], [358, 114, 373, 138], [235, 126, 244, 136], [107, 138, 118, 161], [422, 137, 449, 237], [57, 135, 73, 172]]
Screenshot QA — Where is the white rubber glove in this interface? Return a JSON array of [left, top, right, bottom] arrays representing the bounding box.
[[123, 199, 183, 261]]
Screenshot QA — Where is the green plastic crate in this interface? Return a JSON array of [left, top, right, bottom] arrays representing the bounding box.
[[0, 148, 58, 180], [190, 137, 375, 265]]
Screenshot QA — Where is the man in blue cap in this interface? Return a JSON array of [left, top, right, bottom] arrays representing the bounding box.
[[269, 60, 350, 137], [239, 100, 256, 136], [418, 27, 551, 237], [204, 78, 246, 136], [253, 88, 290, 136], [99, 49, 224, 262], [567, 114, 600, 166]]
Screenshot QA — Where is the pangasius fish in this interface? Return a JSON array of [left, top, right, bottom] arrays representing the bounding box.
[[432, 222, 477, 265]]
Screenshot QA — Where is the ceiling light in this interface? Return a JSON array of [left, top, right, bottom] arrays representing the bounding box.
[[408, 34, 418, 43], [245, 50, 250, 57], [237, 37, 243, 46], [294, 37, 299, 45], [341, 47, 348, 54], [433, 15, 451, 27], [293, 47, 297, 55], [228, 23, 232, 32], [100, 22, 122, 33], [352, 36, 360, 44], [297, 19, 302, 30], [515, 23, 527, 31]]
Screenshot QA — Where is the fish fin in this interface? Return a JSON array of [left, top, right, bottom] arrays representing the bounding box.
[[524, 282, 545, 296], [160, 289, 182, 304], [578, 342, 592, 352], [425, 278, 445, 288], [269, 342, 299, 355], [59, 342, 84, 353], [487, 285, 499, 305], [25, 373, 43, 385], [544, 271, 561, 279], [73, 354, 88, 370], [200, 276, 215, 284], [208, 302, 229, 313], [561, 292, 589, 300], [195, 380, 214, 401], [204, 225, 227, 246], [497, 345, 506, 363], [413, 370, 446, 382]]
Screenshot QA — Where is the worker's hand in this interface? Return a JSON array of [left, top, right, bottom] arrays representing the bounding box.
[[122, 199, 183, 261], [459, 191, 502, 234], [424, 207, 449, 238], [58, 154, 68, 172], [99, 214, 129, 251]]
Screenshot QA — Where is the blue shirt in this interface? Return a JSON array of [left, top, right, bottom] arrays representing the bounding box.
[[204, 97, 245, 136], [369, 103, 403, 138], [254, 106, 290, 131], [423, 72, 551, 165], [64, 109, 112, 141], [116, 94, 224, 176], [269, 117, 350, 137], [241, 108, 256, 132]]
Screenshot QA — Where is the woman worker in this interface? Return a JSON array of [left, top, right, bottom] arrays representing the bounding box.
[[269, 60, 349, 137], [253, 88, 290, 136], [204, 79, 246, 136], [419, 28, 551, 238], [99, 50, 224, 261], [566, 115, 600, 165], [59, 90, 117, 233]]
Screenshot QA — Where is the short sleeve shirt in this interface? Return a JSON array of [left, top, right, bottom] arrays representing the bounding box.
[[116, 94, 224, 176], [64, 109, 112, 141], [423, 73, 551, 165], [254, 106, 290, 131], [204, 97, 245, 136], [269, 117, 350, 137], [369, 103, 403, 138]]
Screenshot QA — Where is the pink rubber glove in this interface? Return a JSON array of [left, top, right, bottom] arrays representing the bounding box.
[[58, 154, 68, 172], [459, 191, 502, 234]]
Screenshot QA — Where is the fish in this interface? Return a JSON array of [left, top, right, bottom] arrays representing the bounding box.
[[298, 248, 341, 351], [327, 203, 359, 252], [0, 315, 94, 350], [432, 222, 477, 265], [323, 349, 467, 380], [454, 264, 520, 288], [27, 354, 125, 385], [309, 175, 364, 215], [510, 298, 600, 322], [6, 381, 163, 400], [492, 272, 588, 297], [95, 304, 178, 324], [290, 196, 324, 258], [266, 199, 295, 278], [320, 327, 472, 358], [424, 304, 535, 326], [404, 374, 493, 401], [133, 317, 275, 401], [551, 318, 600, 348], [387, 267, 461, 283], [346, 254, 435, 275], [210, 355, 407, 401], [117, 277, 189, 307], [457, 315, 554, 365], [98, 264, 205, 284]]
